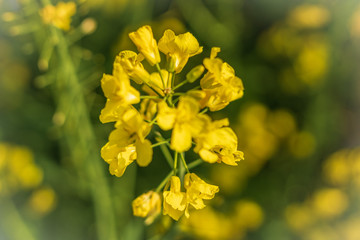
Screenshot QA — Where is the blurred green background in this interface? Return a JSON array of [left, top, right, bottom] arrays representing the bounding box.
[[1, 0, 360, 239]]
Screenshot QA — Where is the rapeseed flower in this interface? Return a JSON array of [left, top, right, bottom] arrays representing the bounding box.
[[117, 51, 151, 84], [163, 176, 187, 220], [100, 25, 244, 222], [158, 29, 203, 73], [99, 61, 140, 123], [157, 96, 204, 152], [129, 25, 161, 66], [194, 117, 244, 165], [184, 173, 219, 217], [132, 191, 161, 225]]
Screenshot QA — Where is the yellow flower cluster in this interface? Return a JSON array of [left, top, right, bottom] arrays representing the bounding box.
[[0, 142, 43, 195], [285, 147, 360, 240], [100, 25, 244, 222], [40, 2, 76, 31], [0, 142, 57, 216]]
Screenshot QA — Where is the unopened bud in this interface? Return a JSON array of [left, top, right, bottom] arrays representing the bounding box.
[[186, 65, 205, 83]]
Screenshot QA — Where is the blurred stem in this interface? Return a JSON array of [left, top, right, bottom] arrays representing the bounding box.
[[53, 29, 117, 240], [0, 198, 36, 240], [173, 79, 188, 91], [155, 132, 173, 168], [155, 63, 165, 89], [199, 108, 208, 115], [37, 1, 118, 238], [188, 159, 203, 170], [155, 171, 173, 192], [173, 151, 178, 175], [179, 152, 190, 173], [151, 139, 169, 148]]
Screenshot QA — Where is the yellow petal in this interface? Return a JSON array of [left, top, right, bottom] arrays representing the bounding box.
[[199, 149, 218, 163], [135, 139, 153, 167], [171, 123, 192, 152], [129, 25, 161, 66], [157, 101, 176, 130]]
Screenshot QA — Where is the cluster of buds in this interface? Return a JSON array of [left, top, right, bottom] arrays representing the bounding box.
[[100, 25, 244, 223]]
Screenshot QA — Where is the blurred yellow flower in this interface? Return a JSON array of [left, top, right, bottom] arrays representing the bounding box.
[[180, 207, 233, 240], [322, 150, 351, 186], [287, 4, 330, 29], [285, 203, 315, 232], [129, 25, 161, 66], [311, 188, 348, 219], [0, 143, 43, 195], [28, 187, 57, 216], [132, 191, 161, 225], [158, 29, 203, 73], [288, 131, 316, 159], [349, 6, 360, 38], [40, 2, 76, 31], [294, 38, 328, 86], [233, 200, 264, 230], [340, 218, 360, 240]]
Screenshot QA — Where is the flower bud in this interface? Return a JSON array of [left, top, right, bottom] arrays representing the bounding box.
[[186, 65, 205, 83]]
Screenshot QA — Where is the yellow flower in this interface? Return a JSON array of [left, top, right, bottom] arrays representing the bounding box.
[[183, 173, 219, 218], [101, 108, 153, 177], [129, 25, 161, 66], [132, 191, 161, 225], [116, 51, 151, 84], [40, 2, 76, 31], [200, 47, 244, 111], [157, 96, 204, 152], [158, 29, 203, 73], [163, 176, 187, 221], [99, 61, 140, 123], [147, 69, 172, 96], [101, 143, 137, 177], [194, 117, 244, 165], [139, 99, 157, 122]]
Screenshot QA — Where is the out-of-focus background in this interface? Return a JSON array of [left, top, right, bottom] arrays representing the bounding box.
[[1, 0, 360, 239]]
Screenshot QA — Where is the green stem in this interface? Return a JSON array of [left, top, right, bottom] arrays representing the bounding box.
[[172, 92, 185, 96], [151, 139, 169, 148], [148, 115, 158, 126], [173, 79, 188, 91], [173, 151, 178, 175], [179, 152, 190, 173], [171, 71, 176, 88], [155, 171, 173, 192], [140, 95, 161, 99], [188, 159, 203, 170], [37, 7, 117, 239], [156, 133, 174, 168], [199, 107, 208, 115], [167, 71, 172, 89], [155, 63, 166, 89]]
